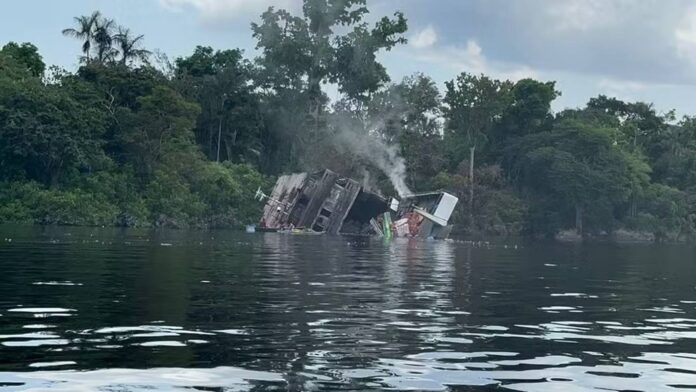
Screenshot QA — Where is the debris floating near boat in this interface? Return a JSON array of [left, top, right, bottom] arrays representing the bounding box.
[[256, 169, 458, 239]]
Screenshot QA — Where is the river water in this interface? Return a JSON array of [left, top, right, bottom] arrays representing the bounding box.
[[0, 225, 695, 391]]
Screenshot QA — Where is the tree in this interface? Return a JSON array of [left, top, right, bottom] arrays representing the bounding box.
[[492, 79, 559, 152], [113, 27, 151, 66], [251, 0, 407, 172], [306, 74, 444, 194], [175, 46, 262, 164], [583, 96, 673, 218], [93, 16, 117, 63], [0, 42, 45, 77], [62, 12, 120, 64], [443, 73, 512, 228], [117, 86, 200, 179], [62, 11, 101, 62], [0, 60, 108, 186], [632, 183, 694, 242], [587, 95, 666, 152], [506, 112, 650, 235], [650, 117, 696, 191], [368, 74, 445, 189]]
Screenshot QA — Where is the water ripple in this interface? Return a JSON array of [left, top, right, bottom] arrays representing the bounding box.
[[0, 228, 695, 390]]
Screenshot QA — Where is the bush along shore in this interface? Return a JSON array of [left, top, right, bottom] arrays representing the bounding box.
[[0, 4, 694, 241]]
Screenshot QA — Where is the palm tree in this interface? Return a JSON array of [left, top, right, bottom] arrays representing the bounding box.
[[61, 11, 101, 62], [93, 17, 117, 63], [113, 27, 151, 66]]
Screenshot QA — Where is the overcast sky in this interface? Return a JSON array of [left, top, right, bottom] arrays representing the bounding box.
[[2, 0, 696, 116]]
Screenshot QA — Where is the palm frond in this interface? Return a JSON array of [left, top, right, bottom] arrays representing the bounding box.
[[61, 28, 80, 37]]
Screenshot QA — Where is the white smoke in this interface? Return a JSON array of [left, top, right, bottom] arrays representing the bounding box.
[[365, 138, 413, 199], [358, 168, 382, 196], [330, 115, 413, 198]]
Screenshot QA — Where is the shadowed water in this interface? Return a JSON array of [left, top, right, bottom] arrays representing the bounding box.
[[0, 225, 695, 391]]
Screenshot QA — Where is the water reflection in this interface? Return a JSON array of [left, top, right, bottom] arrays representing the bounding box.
[[0, 225, 695, 390]]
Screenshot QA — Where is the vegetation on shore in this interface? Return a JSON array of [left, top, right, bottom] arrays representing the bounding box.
[[0, 2, 694, 241]]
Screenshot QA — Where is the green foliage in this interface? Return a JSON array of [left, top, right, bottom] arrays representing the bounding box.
[[144, 168, 206, 227], [1, 5, 696, 242], [62, 11, 101, 61], [0, 60, 108, 185], [113, 27, 151, 66], [627, 184, 696, 241], [125, 85, 200, 175], [193, 162, 271, 227], [432, 166, 527, 236], [443, 73, 512, 167], [174, 47, 262, 163], [253, 0, 405, 100], [251, 0, 408, 173], [0, 12, 270, 230], [504, 113, 651, 234], [0, 42, 45, 77], [0, 181, 119, 226], [365, 74, 446, 188], [63, 11, 149, 66], [650, 117, 696, 190], [491, 79, 559, 152], [143, 162, 270, 228]]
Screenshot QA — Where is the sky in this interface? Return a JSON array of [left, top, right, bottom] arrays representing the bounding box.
[[2, 0, 696, 116]]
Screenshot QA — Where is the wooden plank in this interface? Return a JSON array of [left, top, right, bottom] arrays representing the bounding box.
[[297, 170, 338, 229], [325, 179, 361, 235], [261, 173, 307, 228]]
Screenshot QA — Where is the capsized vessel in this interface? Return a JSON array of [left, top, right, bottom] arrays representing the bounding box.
[[256, 169, 458, 239]]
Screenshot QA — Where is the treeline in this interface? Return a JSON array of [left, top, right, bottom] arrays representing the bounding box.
[[0, 2, 694, 241]]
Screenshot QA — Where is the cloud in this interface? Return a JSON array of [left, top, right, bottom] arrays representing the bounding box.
[[545, 0, 625, 32], [409, 39, 537, 82], [598, 78, 647, 101], [410, 26, 437, 49], [675, 6, 696, 63], [158, 0, 299, 23], [394, 1, 696, 86], [446, 40, 486, 74]]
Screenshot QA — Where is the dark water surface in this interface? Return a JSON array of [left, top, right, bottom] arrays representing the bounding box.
[[1, 225, 696, 391]]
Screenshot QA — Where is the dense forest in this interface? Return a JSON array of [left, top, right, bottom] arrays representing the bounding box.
[[1, 1, 695, 241]]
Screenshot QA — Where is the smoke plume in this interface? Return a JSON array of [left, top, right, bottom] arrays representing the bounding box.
[[329, 113, 413, 198]]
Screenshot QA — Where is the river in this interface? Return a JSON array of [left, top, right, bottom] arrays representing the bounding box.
[[0, 225, 695, 391]]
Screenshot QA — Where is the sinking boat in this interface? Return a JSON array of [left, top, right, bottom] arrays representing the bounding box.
[[256, 169, 458, 239]]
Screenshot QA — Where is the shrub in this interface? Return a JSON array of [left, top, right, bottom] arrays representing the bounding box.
[[0, 181, 119, 226]]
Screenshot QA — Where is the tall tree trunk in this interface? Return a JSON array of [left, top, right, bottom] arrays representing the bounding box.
[[208, 123, 214, 159], [216, 116, 222, 162], [217, 95, 227, 162], [49, 170, 59, 190], [575, 204, 583, 235], [634, 128, 638, 149], [469, 146, 475, 231], [308, 78, 322, 141]]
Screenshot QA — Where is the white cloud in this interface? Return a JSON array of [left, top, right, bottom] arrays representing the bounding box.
[[598, 78, 647, 100], [545, 0, 624, 32], [410, 26, 437, 49], [159, 0, 299, 22], [410, 39, 537, 82], [451, 40, 486, 74], [675, 7, 696, 63]]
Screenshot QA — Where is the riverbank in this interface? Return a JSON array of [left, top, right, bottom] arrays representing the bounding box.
[[0, 164, 271, 230], [2, 220, 692, 245]]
